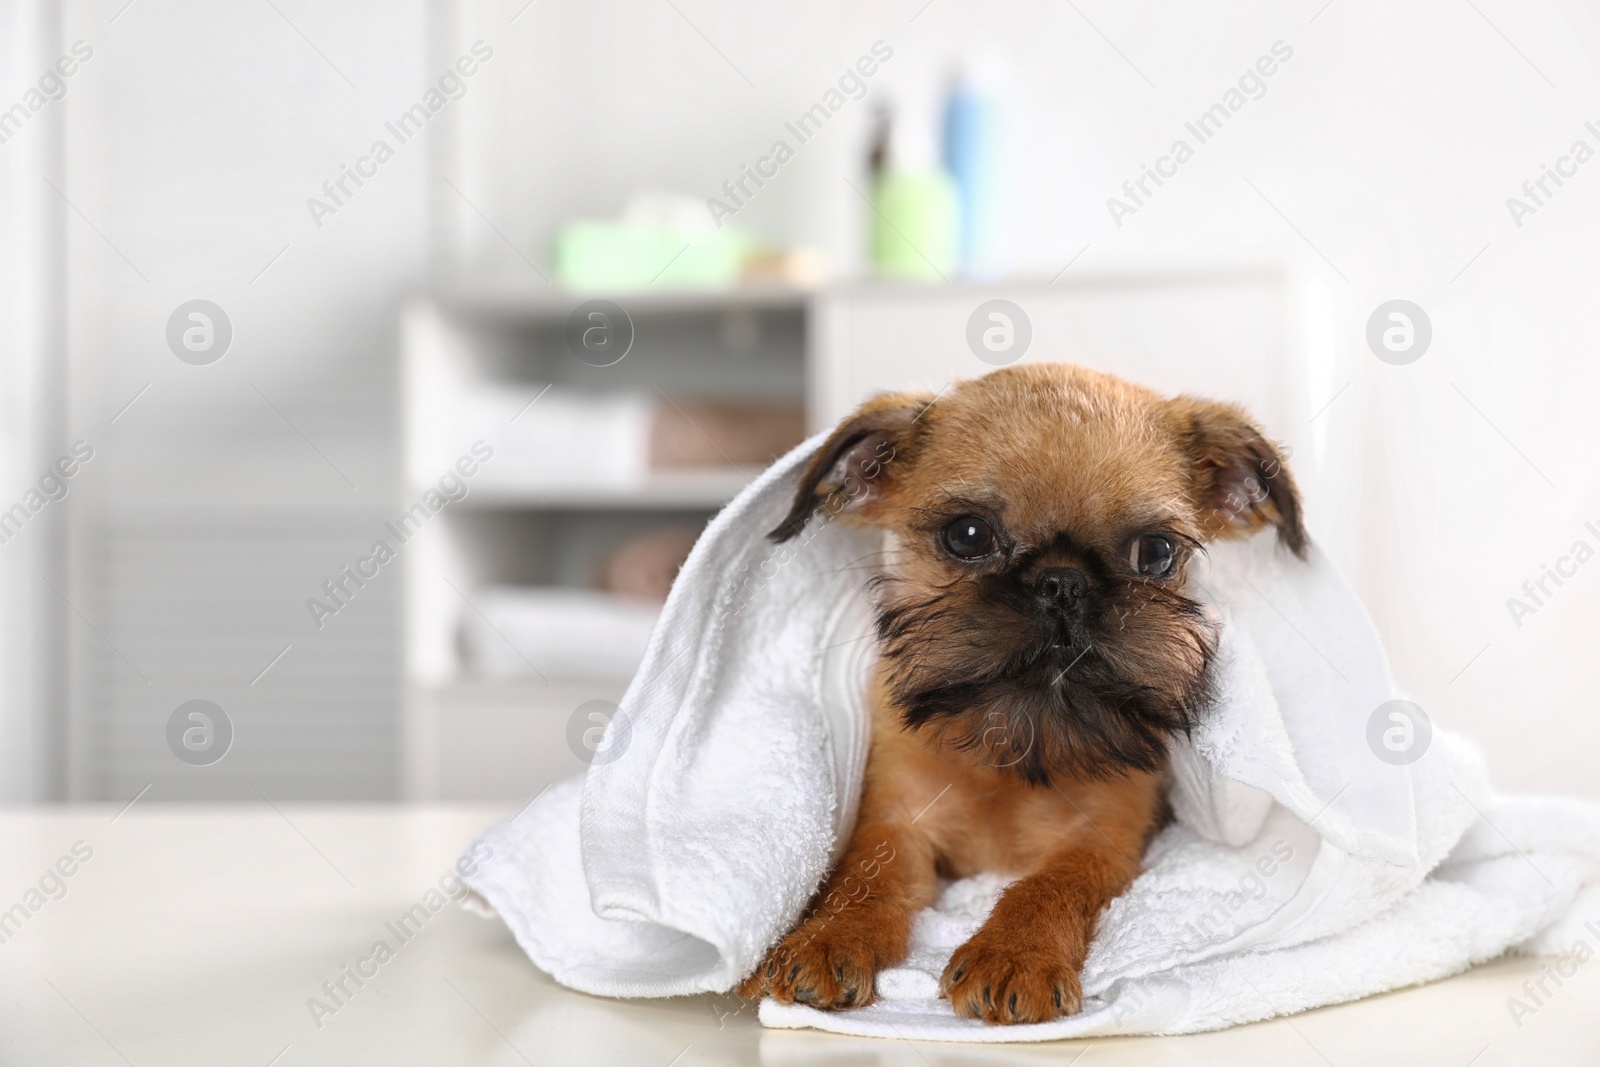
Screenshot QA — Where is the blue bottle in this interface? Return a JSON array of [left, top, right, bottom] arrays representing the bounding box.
[[942, 72, 1000, 278]]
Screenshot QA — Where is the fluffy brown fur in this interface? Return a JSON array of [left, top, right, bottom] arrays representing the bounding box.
[[740, 363, 1305, 1024]]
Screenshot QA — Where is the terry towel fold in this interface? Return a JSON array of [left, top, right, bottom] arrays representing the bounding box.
[[461, 433, 1600, 1041]]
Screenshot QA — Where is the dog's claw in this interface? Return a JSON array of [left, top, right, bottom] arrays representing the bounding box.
[[749, 921, 882, 1012], [943, 936, 1082, 1024]]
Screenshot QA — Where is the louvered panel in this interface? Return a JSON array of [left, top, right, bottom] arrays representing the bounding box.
[[76, 510, 400, 801]]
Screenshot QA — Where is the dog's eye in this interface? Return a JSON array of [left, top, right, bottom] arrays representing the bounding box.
[[941, 516, 996, 560], [1131, 533, 1177, 577]]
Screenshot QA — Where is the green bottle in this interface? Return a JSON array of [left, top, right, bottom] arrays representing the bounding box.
[[869, 105, 957, 281]]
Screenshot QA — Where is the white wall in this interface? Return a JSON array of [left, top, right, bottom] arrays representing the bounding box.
[[450, 0, 1600, 798], [0, 0, 69, 801], [5, 0, 1598, 799], [19, 0, 435, 799]]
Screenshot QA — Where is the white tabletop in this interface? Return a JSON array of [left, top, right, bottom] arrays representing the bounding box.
[[1, 804, 1593, 1066]]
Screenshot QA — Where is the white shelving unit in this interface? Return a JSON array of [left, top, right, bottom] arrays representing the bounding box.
[[401, 267, 1316, 799], [399, 285, 814, 799], [456, 467, 764, 510]]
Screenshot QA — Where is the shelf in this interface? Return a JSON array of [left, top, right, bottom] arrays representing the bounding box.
[[422, 675, 633, 701], [414, 268, 1288, 322], [444, 466, 766, 510], [420, 283, 813, 321]]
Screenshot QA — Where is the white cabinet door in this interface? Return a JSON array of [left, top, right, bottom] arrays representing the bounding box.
[[810, 270, 1301, 437]]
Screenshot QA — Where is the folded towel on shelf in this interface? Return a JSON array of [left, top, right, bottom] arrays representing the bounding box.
[[448, 384, 805, 493], [465, 587, 660, 681], [456, 386, 653, 491], [459, 433, 1600, 1041]]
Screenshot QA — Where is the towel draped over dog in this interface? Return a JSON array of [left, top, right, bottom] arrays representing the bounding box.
[[461, 433, 1600, 1042]]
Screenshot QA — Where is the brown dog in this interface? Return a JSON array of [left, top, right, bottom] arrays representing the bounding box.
[[738, 362, 1305, 1024]]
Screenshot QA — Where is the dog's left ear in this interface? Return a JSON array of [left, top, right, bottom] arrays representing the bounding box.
[[768, 391, 933, 543], [1170, 397, 1308, 557]]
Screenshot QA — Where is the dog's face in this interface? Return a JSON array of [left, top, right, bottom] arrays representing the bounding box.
[[772, 363, 1305, 785]]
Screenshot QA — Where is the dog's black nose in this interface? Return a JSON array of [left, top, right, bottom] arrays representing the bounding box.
[[1036, 567, 1090, 611]]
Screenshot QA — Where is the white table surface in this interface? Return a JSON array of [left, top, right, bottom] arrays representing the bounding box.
[[2, 804, 1595, 1067]]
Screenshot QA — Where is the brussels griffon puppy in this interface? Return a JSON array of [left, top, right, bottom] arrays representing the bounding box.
[[739, 362, 1305, 1024]]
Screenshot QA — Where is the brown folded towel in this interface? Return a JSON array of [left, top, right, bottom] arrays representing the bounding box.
[[650, 398, 806, 468]]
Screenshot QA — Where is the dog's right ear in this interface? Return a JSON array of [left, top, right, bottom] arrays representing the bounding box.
[[767, 391, 932, 543]]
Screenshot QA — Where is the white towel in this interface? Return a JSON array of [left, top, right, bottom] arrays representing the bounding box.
[[465, 587, 660, 681], [461, 432, 1600, 1041], [458, 385, 652, 491]]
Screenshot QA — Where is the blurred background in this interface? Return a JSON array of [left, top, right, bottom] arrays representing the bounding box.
[[3, 0, 1598, 806]]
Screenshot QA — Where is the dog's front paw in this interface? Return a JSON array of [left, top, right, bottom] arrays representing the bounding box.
[[740, 918, 879, 1010], [940, 932, 1081, 1025]]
